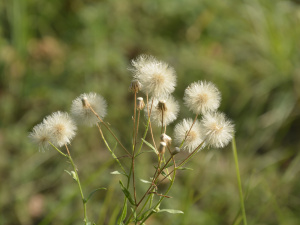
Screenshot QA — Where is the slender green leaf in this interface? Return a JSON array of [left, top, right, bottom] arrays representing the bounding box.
[[64, 170, 71, 176], [84, 187, 107, 203], [135, 150, 154, 158], [140, 179, 152, 184], [177, 167, 193, 171], [119, 180, 135, 205], [111, 171, 128, 177], [160, 170, 172, 181], [141, 138, 158, 154], [118, 199, 127, 225], [157, 209, 184, 214]]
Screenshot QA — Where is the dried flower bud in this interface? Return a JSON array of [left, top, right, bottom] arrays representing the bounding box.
[[160, 133, 172, 145], [137, 97, 145, 110], [129, 80, 142, 93], [157, 100, 167, 112], [172, 147, 181, 155], [81, 96, 89, 108], [159, 142, 166, 154]]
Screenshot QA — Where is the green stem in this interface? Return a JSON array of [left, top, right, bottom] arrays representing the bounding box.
[[65, 145, 88, 225], [49, 143, 88, 224], [48, 142, 67, 157], [97, 124, 126, 174], [88, 105, 131, 156], [232, 136, 248, 225]]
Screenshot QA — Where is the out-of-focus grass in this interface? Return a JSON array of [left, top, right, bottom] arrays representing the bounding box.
[[0, 0, 300, 224]]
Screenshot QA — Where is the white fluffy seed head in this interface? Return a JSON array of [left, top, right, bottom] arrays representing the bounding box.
[[29, 123, 51, 151], [184, 81, 221, 115], [160, 133, 172, 145], [145, 96, 179, 127], [71, 92, 107, 126], [174, 118, 205, 153], [131, 55, 176, 98], [43, 111, 77, 147], [201, 112, 234, 148]]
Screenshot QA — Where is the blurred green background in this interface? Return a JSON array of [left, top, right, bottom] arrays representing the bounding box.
[[1, 0, 300, 224]]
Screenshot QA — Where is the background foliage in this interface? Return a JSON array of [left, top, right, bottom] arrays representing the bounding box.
[[1, 0, 300, 224]]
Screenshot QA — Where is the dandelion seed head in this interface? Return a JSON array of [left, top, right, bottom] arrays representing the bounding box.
[[174, 118, 204, 153], [184, 81, 221, 115], [131, 55, 176, 98], [43, 111, 77, 147], [71, 92, 107, 126], [29, 123, 51, 151], [145, 96, 179, 127], [201, 112, 234, 148]]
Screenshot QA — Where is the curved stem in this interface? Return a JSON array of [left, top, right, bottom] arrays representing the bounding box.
[[146, 95, 157, 151], [65, 145, 88, 225], [88, 105, 131, 156], [97, 123, 126, 174]]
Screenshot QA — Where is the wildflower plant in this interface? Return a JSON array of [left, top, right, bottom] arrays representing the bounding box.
[[29, 55, 245, 225]]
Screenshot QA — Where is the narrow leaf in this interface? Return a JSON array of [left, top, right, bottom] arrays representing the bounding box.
[[111, 171, 122, 175], [64, 170, 71, 176], [140, 179, 152, 184], [111, 171, 127, 177], [118, 199, 127, 225], [119, 180, 135, 205], [160, 170, 172, 181], [157, 209, 184, 214], [135, 150, 154, 158], [84, 187, 107, 203], [141, 138, 158, 154], [177, 167, 193, 171]]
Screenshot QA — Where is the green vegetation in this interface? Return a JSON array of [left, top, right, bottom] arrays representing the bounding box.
[[0, 0, 299, 224]]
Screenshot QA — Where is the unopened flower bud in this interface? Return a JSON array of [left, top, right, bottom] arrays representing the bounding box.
[[160, 133, 172, 145], [129, 80, 142, 93], [137, 97, 145, 110], [172, 147, 181, 155], [157, 100, 167, 112], [81, 97, 90, 108], [159, 142, 166, 154]]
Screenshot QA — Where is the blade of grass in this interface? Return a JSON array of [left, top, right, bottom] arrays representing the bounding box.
[[232, 136, 248, 225]]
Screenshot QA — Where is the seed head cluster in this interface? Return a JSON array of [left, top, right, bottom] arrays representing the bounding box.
[[29, 111, 77, 150], [30, 54, 234, 155]]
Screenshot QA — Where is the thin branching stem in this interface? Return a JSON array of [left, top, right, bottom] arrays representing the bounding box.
[[146, 95, 157, 151], [141, 146, 176, 224], [132, 91, 138, 204], [158, 140, 205, 185], [179, 114, 199, 148], [97, 123, 126, 174], [88, 105, 131, 156], [161, 109, 164, 134]]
